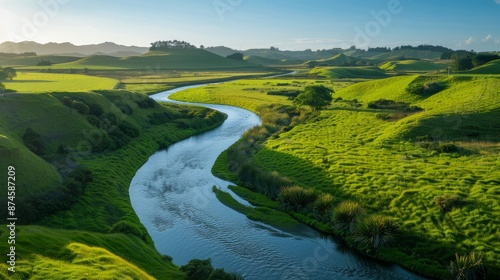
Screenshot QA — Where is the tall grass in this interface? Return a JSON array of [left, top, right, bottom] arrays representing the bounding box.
[[332, 201, 365, 233], [278, 186, 317, 212], [448, 252, 485, 280], [353, 215, 401, 250]]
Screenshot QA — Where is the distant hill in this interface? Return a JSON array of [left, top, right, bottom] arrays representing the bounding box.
[[310, 66, 388, 79], [466, 59, 500, 74], [16, 49, 265, 71], [306, 53, 373, 67], [205, 46, 240, 57], [244, 55, 304, 66], [0, 41, 149, 56], [379, 60, 448, 72]]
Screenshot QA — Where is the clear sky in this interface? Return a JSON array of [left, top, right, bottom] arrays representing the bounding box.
[[1, 0, 500, 51]]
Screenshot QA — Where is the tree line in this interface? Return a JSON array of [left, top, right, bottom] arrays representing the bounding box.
[[441, 50, 500, 71], [150, 40, 197, 51]]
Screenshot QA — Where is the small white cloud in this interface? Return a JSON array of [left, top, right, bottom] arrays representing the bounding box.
[[465, 37, 474, 45], [495, 0, 500, 4], [483, 34, 493, 42], [495, 39, 500, 44]]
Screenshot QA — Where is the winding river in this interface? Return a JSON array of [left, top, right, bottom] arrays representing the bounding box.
[[129, 84, 426, 279]]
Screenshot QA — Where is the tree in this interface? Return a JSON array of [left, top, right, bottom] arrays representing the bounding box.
[[2, 67, 16, 80], [293, 85, 333, 110], [180, 258, 214, 280], [0, 83, 4, 92], [226, 53, 244, 60]]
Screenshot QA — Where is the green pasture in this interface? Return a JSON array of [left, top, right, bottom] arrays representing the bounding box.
[[379, 60, 448, 72], [2, 72, 118, 93], [170, 74, 500, 277]]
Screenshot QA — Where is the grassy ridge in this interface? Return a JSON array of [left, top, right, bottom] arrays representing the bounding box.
[[0, 55, 81, 67], [2, 72, 118, 93], [379, 60, 447, 72], [309, 66, 389, 79], [0, 87, 227, 278], [466, 59, 500, 74], [16, 50, 265, 71], [170, 75, 500, 278]]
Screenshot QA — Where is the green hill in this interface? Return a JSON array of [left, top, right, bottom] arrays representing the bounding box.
[[310, 66, 389, 79], [337, 75, 500, 142], [0, 55, 81, 67], [0, 88, 228, 279], [19, 49, 264, 71], [244, 55, 303, 66], [368, 49, 443, 60], [306, 53, 372, 67], [380, 60, 448, 73], [466, 59, 500, 74]]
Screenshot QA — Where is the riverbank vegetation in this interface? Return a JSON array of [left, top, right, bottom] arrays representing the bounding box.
[[171, 74, 500, 279], [0, 82, 228, 278]]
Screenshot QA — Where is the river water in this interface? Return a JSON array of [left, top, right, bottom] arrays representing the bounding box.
[[129, 85, 426, 279]]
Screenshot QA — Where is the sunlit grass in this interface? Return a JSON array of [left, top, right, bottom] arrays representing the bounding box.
[[2, 72, 118, 93]]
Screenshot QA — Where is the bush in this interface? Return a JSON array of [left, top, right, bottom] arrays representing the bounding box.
[[278, 186, 317, 212], [72, 100, 90, 114], [434, 194, 466, 213], [332, 200, 364, 233], [180, 258, 214, 280], [353, 215, 401, 250], [22, 127, 45, 155], [108, 221, 144, 239], [313, 193, 335, 216], [448, 252, 485, 280]]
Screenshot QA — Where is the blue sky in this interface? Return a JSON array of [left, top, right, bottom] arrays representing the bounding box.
[[1, 0, 500, 51]]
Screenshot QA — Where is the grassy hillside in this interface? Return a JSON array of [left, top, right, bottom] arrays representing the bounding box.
[[379, 60, 448, 73], [2, 72, 118, 93], [368, 49, 443, 60], [170, 75, 500, 278], [466, 59, 500, 74], [309, 66, 389, 79], [17, 49, 265, 71], [244, 55, 303, 66], [0, 55, 81, 67], [306, 53, 371, 67], [0, 86, 227, 278]]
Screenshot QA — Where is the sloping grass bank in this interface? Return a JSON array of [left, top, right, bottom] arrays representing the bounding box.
[[0, 89, 227, 279]]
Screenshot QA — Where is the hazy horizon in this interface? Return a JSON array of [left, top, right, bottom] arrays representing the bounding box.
[[1, 0, 500, 52]]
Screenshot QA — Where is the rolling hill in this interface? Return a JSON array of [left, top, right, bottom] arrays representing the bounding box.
[[309, 66, 389, 79], [466, 59, 500, 74], [16, 49, 265, 71], [0, 41, 148, 56], [379, 60, 448, 72], [0, 54, 81, 66]]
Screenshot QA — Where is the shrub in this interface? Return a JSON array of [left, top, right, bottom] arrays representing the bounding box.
[[448, 252, 485, 280], [278, 186, 317, 212], [108, 221, 144, 239], [22, 127, 45, 155], [180, 258, 214, 280], [353, 215, 401, 250], [72, 100, 90, 114], [434, 194, 466, 213], [332, 200, 365, 233], [313, 193, 335, 216]]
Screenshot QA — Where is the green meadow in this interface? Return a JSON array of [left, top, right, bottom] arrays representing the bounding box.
[[2, 72, 118, 93], [171, 74, 500, 278]]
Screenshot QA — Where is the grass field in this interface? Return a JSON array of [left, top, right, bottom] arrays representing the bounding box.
[[309, 66, 389, 79], [170, 74, 500, 278], [2, 72, 118, 93], [466, 59, 500, 74], [379, 60, 448, 73]]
